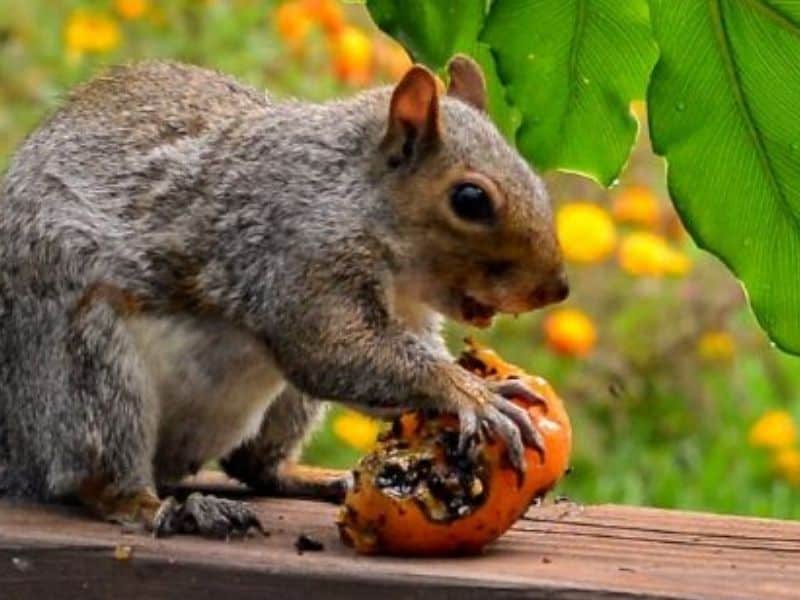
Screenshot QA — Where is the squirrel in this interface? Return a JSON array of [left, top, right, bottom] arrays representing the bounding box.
[[0, 56, 568, 537]]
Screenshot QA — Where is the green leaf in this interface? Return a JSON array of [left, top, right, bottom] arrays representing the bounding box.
[[366, 0, 485, 66], [648, 0, 800, 353], [366, 0, 520, 139], [366, 0, 657, 184], [469, 42, 522, 140], [481, 0, 658, 185]]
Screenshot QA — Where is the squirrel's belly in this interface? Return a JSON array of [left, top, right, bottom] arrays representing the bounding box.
[[125, 315, 286, 483]]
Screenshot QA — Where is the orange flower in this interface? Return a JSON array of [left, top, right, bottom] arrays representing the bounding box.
[[618, 231, 691, 277], [302, 0, 345, 35], [556, 202, 617, 264], [64, 10, 121, 56], [612, 185, 661, 229], [543, 308, 597, 358], [115, 0, 149, 20], [274, 1, 314, 50], [330, 25, 373, 86]]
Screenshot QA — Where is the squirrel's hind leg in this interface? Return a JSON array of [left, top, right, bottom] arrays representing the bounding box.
[[222, 386, 351, 504], [0, 286, 158, 504], [67, 297, 262, 537], [77, 479, 162, 530]]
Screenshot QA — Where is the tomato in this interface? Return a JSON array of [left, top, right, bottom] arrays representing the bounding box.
[[337, 341, 572, 556]]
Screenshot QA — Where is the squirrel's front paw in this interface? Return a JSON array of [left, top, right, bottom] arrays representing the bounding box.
[[454, 377, 546, 475], [152, 493, 263, 539]]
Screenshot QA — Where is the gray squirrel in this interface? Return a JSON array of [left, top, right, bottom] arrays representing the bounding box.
[[0, 55, 568, 537]]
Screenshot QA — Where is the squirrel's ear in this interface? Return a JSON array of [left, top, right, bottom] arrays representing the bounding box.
[[446, 54, 487, 112], [382, 65, 441, 163]]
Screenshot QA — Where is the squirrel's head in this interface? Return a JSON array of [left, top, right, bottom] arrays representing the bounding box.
[[377, 56, 568, 328]]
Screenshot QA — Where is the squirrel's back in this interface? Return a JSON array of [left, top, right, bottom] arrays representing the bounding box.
[[2, 61, 271, 218], [0, 62, 275, 280], [57, 60, 271, 147]]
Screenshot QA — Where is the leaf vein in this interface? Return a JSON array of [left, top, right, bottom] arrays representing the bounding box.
[[745, 0, 800, 39], [562, 0, 587, 138], [711, 0, 799, 227]]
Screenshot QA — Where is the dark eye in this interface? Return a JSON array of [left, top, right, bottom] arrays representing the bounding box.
[[450, 183, 495, 224]]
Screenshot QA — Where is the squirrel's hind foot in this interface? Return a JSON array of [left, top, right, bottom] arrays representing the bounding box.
[[79, 480, 262, 538], [152, 493, 263, 539]]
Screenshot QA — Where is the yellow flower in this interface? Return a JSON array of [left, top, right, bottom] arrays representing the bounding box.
[[612, 185, 661, 229], [333, 409, 381, 452], [64, 10, 121, 56], [330, 25, 374, 86], [543, 308, 597, 358], [773, 448, 800, 486], [749, 410, 797, 450], [115, 0, 149, 20], [697, 330, 736, 363], [618, 231, 691, 277], [556, 202, 617, 264]]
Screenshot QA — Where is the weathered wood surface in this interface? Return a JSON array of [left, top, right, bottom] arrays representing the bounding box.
[[2, 472, 799, 600]]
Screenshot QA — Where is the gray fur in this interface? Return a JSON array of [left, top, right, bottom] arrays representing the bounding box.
[[0, 61, 564, 506]]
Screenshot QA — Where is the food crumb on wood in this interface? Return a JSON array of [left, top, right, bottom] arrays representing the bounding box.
[[114, 544, 133, 561], [11, 557, 32, 572], [295, 534, 324, 554]]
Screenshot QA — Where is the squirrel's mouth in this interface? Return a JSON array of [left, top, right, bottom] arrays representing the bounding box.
[[460, 294, 497, 328]]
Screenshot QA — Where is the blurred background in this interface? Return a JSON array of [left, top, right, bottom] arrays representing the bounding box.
[[1, 0, 799, 518]]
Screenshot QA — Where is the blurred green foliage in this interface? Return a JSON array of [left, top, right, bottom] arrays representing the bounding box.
[[1, 0, 798, 519]]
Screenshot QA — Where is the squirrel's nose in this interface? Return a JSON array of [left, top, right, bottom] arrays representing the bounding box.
[[530, 272, 569, 307]]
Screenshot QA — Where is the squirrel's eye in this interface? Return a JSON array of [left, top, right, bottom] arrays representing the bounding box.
[[450, 183, 495, 224]]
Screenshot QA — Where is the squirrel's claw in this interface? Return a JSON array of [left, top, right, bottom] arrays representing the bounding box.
[[454, 377, 546, 478], [490, 393, 545, 461], [489, 380, 546, 459], [457, 406, 481, 455], [457, 400, 527, 476], [485, 402, 527, 474], [491, 379, 547, 407], [152, 493, 263, 539]]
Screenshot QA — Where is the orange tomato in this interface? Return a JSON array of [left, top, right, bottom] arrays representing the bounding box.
[[337, 342, 572, 556]]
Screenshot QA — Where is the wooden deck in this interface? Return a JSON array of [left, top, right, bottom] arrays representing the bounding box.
[[2, 473, 799, 599]]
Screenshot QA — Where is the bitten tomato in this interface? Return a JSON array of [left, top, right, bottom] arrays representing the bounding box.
[[337, 341, 572, 556]]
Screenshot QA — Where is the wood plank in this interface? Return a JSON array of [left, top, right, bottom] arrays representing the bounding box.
[[1, 473, 799, 600]]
